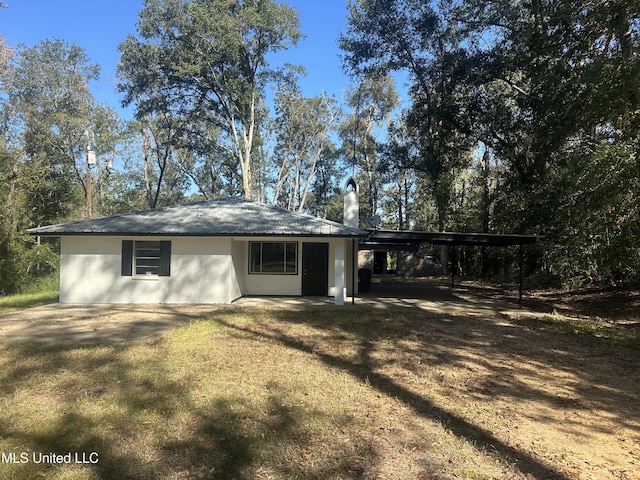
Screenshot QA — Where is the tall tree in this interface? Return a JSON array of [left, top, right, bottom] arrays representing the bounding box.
[[271, 73, 340, 212], [453, 0, 640, 282], [1, 39, 109, 292], [0, 33, 15, 236], [118, 0, 302, 199], [340, 0, 474, 231], [338, 74, 398, 222], [340, 0, 474, 272], [341, 0, 640, 284], [5, 39, 112, 222], [378, 120, 416, 230]]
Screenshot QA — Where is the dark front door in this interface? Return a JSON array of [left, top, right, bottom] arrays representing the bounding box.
[[302, 242, 329, 296]]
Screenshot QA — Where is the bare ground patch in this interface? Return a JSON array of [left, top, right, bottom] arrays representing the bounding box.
[[460, 279, 640, 324], [0, 304, 218, 343]]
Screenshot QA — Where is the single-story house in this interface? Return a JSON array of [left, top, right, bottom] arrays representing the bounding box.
[[28, 197, 367, 305]]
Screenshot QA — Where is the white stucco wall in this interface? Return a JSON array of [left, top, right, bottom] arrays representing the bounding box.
[[242, 236, 302, 296], [59, 235, 359, 304], [239, 238, 357, 298], [59, 236, 242, 304]]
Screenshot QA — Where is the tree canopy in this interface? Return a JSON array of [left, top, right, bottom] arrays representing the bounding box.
[[340, 0, 640, 285], [0, 0, 639, 294], [118, 0, 303, 199]]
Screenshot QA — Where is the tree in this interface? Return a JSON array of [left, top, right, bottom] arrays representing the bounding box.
[[305, 144, 343, 220], [1, 39, 91, 292], [5, 39, 124, 221], [271, 71, 340, 212], [0, 34, 11, 81], [338, 74, 399, 222], [138, 117, 188, 209], [341, 0, 640, 285], [0, 39, 128, 293], [118, 0, 302, 199], [452, 0, 640, 283], [340, 0, 475, 231], [378, 120, 416, 230], [340, 1, 475, 271]]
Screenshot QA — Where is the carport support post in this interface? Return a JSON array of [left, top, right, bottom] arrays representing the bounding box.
[[351, 239, 356, 305], [518, 244, 523, 309], [335, 241, 345, 305], [450, 245, 455, 289]]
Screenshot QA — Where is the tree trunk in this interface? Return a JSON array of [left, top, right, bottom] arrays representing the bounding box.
[[2, 164, 18, 244]]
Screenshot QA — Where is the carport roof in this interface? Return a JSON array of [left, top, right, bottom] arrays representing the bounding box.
[[27, 197, 369, 238], [363, 230, 541, 247]]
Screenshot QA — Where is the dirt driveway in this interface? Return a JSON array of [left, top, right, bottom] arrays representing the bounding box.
[[0, 282, 526, 344], [0, 304, 218, 343]]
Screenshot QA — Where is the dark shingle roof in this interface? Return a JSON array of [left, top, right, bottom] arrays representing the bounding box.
[[27, 197, 367, 238]]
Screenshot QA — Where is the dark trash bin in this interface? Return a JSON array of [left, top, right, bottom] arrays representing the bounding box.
[[358, 268, 372, 292]]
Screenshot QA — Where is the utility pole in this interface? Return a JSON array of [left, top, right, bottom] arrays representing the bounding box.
[[84, 129, 95, 219]]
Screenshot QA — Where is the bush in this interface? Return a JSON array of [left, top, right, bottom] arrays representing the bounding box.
[[0, 240, 59, 295]]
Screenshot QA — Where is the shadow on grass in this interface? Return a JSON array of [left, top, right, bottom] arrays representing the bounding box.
[[212, 309, 629, 480], [0, 337, 373, 479], [0, 342, 182, 479], [274, 308, 640, 424], [1, 305, 637, 479]]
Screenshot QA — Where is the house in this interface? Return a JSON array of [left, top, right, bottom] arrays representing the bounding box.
[[28, 196, 367, 305]]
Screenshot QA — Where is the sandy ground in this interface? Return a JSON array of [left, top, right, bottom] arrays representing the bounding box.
[[0, 283, 526, 343], [0, 304, 216, 343]]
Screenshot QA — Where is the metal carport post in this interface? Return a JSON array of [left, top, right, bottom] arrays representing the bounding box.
[[362, 231, 543, 309]]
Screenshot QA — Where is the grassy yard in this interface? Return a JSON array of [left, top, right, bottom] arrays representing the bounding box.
[[0, 290, 59, 314], [0, 305, 639, 479], [0, 276, 59, 314]]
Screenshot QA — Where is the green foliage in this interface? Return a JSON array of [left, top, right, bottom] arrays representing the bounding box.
[[0, 0, 637, 293], [271, 72, 341, 212], [338, 74, 399, 224], [542, 133, 640, 284], [118, 0, 303, 199], [341, 0, 640, 287], [0, 39, 109, 293], [0, 238, 59, 295]]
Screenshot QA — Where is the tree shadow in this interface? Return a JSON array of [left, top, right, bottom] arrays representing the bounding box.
[[160, 397, 256, 479], [1, 303, 637, 478], [0, 334, 376, 479], [0, 342, 188, 479], [213, 309, 635, 480]]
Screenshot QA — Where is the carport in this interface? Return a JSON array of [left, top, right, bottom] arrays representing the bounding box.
[[360, 231, 542, 308]]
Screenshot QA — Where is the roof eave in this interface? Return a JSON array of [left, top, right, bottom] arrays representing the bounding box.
[[28, 230, 368, 238]]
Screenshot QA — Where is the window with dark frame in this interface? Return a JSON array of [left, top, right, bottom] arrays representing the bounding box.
[[121, 240, 171, 277], [249, 241, 297, 274]]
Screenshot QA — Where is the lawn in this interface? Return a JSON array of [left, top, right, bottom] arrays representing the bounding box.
[[0, 304, 639, 479], [0, 290, 59, 314]]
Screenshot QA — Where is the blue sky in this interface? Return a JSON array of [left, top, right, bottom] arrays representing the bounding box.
[[1, 0, 356, 118]]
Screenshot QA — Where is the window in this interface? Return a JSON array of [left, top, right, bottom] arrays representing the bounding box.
[[249, 242, 297, 274], [135, 241, 161, 275], [121, 240, 171, 277]]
